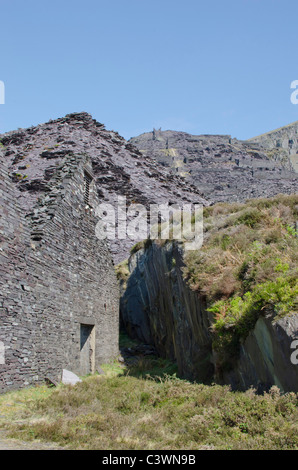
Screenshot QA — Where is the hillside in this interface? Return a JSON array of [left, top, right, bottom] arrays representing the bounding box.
[[2, 114, 297, 264], [130, 127, 297, 203], [0, 113, 206, 264], [1, 113, 297, 392], [120, 194, 298, 391]]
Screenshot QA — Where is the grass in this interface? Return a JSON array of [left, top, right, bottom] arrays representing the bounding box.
[[129, 238, 152, 255], [118, 330, 179, 379], [119, 330, 140, 349], [124, 195, 298, 371], [2, 195, 296, 450], [0, 354, 297, 450], [182, 194, 298, 367], [115, 260, 130, 288]]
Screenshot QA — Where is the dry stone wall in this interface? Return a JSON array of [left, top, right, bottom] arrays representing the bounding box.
[[0, 152, 119, 392]]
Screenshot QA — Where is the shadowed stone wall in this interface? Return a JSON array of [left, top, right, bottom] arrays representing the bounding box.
[[0, 152, 119, 392]]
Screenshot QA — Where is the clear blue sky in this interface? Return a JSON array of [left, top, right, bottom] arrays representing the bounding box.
[[0, 0, 298, 140]]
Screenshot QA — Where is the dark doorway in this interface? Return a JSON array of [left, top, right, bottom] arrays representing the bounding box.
[[80, 324, 95, 375]]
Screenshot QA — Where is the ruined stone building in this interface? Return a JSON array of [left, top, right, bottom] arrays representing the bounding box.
[[0, 111, 207, 392], [0, 112, 207, 264], [1, 112, 297, 393], [0, 149, 119, 392], [130, 126, 298, 203]]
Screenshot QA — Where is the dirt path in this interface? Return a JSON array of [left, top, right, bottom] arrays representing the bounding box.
[[0, 431, 64, 450]]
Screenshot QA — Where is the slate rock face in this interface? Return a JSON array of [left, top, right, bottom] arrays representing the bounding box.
[[130, 128, 297, 204], [222, 313, 298, 393], [121, 241, 298, 392], [121, 242, 214, 383], [1, 113, 207, 264], [249, 120, 298, 172]]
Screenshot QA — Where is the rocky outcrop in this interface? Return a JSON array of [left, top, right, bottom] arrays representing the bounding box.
[[222, 313, 298, 393], [2, 114, 297, 262], [0, 113, 207, 264], [249, 120, 298, 172], [121, 242, 214, 382], [130, 128, 297, 204], [121, 242, 298, 392]]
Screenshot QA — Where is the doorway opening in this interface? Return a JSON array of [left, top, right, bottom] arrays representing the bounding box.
[[80, 324, 95, 375]]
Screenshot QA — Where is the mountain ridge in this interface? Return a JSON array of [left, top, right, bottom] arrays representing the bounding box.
[[0, 112, 206, 263], [130, 121, 297, 203]]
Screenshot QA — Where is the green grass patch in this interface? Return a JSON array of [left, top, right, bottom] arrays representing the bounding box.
[[1, 370, 297, 450], [182, 194, 298, 366], [115, 260, 130, 287]]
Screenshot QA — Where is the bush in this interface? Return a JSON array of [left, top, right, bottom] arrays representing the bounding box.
[[183, 194, 298, 368]]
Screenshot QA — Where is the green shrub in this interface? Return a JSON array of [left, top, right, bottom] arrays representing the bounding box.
[[235, 208, 263, 228], [182, 194, 298, 369], [208, 274, 298, 367]]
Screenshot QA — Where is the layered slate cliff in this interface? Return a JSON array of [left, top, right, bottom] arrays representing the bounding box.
[[130, 127, 297, 203], [2, 114, 297, 263], [120, 242, 214, 384], [120, 195, 298, 392], [0, 113, 207, 264], [248, 120, 298, 172]]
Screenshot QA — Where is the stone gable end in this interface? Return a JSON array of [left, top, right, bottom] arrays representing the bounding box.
[[0, 152, 119, 391]]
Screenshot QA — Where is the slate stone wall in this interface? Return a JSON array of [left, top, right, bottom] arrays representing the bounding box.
[[0, 153, 119, 392], [0, 154, 35, 390]]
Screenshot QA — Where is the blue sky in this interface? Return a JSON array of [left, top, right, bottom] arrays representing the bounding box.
[[0, 0, 298, 140]]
